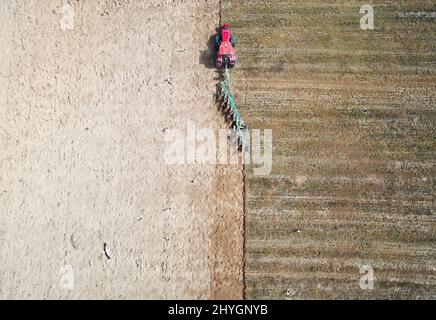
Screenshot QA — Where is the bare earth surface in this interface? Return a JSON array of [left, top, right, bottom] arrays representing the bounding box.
[[0, 0, 243, 299]]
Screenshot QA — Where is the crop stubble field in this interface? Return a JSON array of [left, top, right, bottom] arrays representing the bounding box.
[[223, 0, 436, 299]]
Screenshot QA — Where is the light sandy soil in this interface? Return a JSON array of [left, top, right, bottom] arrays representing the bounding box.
[[0, 0, 243, 299]]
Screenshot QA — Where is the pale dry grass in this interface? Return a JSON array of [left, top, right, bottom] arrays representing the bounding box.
[[223, 0, 436, 299]]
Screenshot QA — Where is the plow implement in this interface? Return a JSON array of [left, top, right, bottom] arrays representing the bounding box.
[[218, 67, 247, 150], [215, 23, 247, 150]]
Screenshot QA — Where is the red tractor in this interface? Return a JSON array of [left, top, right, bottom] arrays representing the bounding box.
[[215, 24, 236, 69]]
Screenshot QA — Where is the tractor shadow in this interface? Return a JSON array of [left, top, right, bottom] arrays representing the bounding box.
[[199, 28, 219, 69]]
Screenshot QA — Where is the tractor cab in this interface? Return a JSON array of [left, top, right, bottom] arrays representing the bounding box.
[[215, 24, 236, 69], [221, 26, 231, 42]]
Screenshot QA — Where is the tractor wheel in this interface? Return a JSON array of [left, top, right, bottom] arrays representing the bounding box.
[[215, 35, 220, 47], [230, 35, 236, 47]]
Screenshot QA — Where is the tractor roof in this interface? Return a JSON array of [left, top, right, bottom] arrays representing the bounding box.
[[221, 28, 230, 42]]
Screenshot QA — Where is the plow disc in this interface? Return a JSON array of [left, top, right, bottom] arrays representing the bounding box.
[[218, 67, 247, 150]]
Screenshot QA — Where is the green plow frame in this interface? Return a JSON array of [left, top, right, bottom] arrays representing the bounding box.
[[219, 67, 247, 149]]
